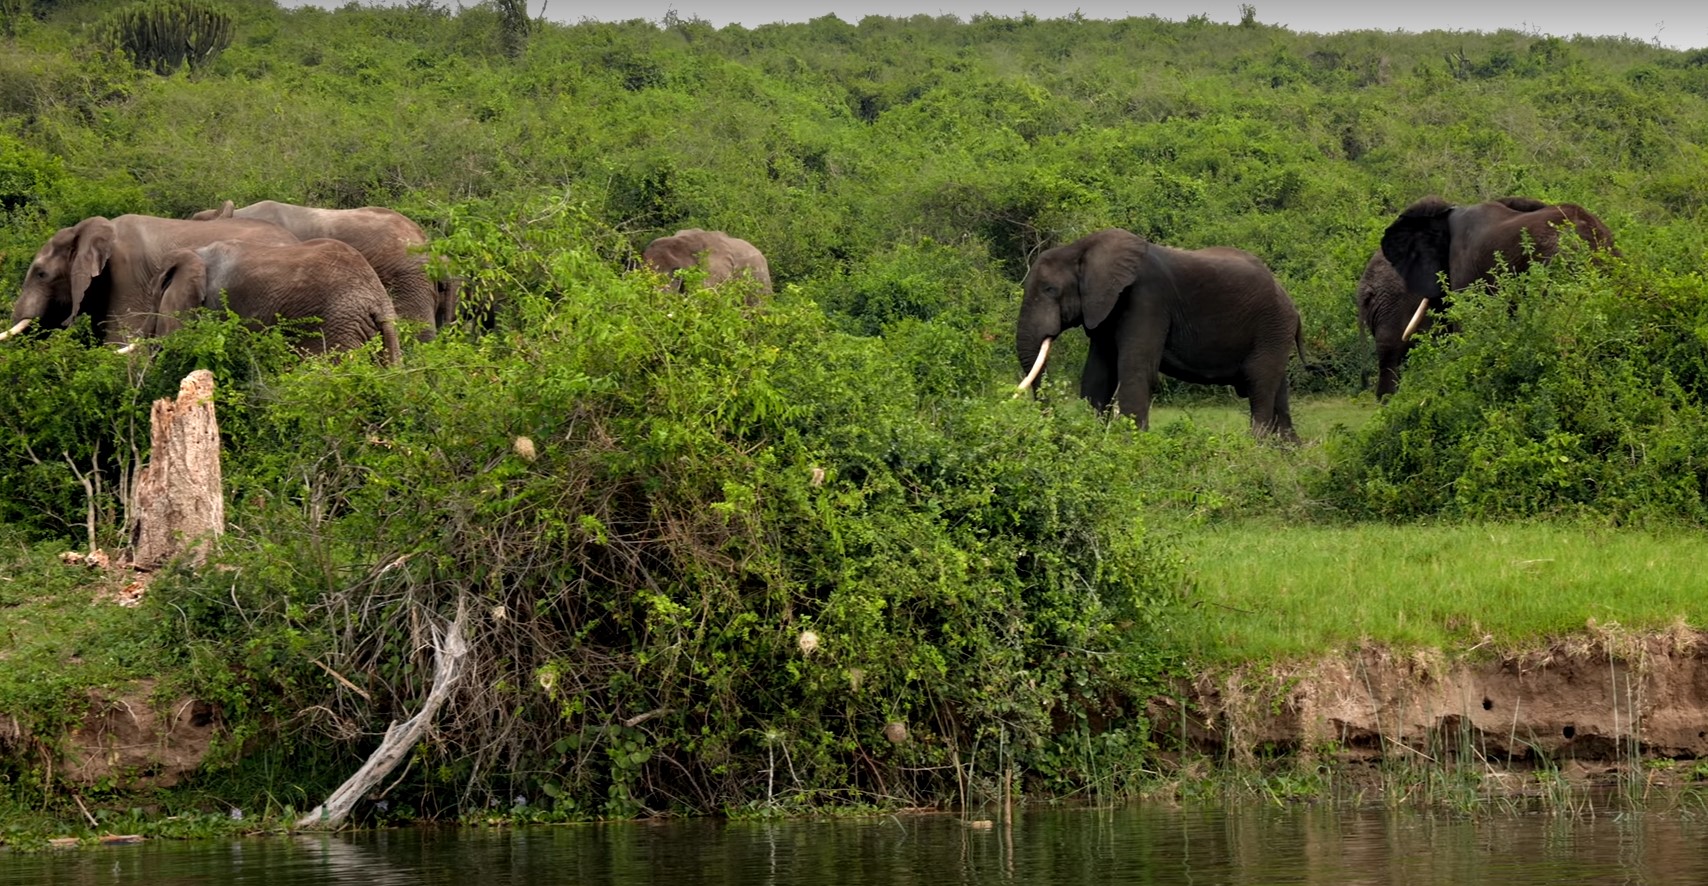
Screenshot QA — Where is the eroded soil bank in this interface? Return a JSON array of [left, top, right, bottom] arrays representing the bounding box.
[[1152, 625, 1708, 771], [18, 626, 1708, 804]]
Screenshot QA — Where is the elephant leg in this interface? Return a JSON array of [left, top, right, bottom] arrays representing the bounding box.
[[1375, 340, 1405, 400], [1243, 351, 1297, 441], [1080, 337, 1118, 414], [1264, 376, 1299, 442], [1113, 324, 1166, 429]]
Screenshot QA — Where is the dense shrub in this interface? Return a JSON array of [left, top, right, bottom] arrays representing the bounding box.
[[114, 215, 1185, 816], [1323, 250, 1708, 525]]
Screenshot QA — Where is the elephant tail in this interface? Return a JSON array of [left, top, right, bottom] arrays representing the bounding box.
[[1291, 321, 1334, 379], [377, 310, 402, 366]]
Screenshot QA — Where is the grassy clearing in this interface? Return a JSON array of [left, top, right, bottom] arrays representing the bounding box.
[[1150, 391, 1379, 444], [1142, 395, 1708, 662], [1174, 521, 1708, 662], [0, 538, 157, 717]]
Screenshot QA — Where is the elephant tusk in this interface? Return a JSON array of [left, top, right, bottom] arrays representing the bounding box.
[[115, 342, 137, 355], [1401, 298, 1431, 342], [1017, 337, 1054, 392], [0, 318, 30, 341]]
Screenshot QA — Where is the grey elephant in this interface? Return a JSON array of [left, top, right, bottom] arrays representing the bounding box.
[[148, 238, 402, 363], [1379, 195, 1618, 348], [1016, 228, 1304, 441], [3, 214, 299, 345], [192, 200, 459, 340], [642, 229, 773, 294]]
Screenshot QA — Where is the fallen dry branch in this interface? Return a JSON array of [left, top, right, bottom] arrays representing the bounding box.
[[297, 598, 468, 829]]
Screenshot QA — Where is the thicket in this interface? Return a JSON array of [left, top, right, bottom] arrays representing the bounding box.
[[3, 0, 1708, 822]]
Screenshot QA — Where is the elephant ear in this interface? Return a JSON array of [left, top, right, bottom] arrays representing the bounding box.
[[1380, 198, 1454, 297], [67, 217, 116, 320], [150, 249, 207, 338], [1494, 196, 1548, 213], [1080, 230, 1149, 331], [189, 200, 234, 222]]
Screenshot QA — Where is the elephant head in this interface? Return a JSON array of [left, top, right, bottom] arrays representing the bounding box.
[[8, 214, 301, 346], [147, 249, 210, 338], [1015, 229, 1145, 391], [188, 200, 235, 221], [642, 229, 773, 296], [4, 217, 117, 340], [1016, 228, 1302, 440], [1380, 195, 1617, 342]]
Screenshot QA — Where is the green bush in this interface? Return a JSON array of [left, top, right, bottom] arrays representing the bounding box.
[[133, 224, 1183, 816], [1323, 250, 1708, 524], [0, 311, 297, 544]]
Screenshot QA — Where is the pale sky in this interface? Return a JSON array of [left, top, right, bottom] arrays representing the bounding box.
[[281, 1, 1707, 50]]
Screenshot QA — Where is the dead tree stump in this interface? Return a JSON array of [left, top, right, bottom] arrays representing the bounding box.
[[130, 369, 223, 570]]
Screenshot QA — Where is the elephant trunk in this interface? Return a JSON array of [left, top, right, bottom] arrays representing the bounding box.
[[0, 317, 31, 341], [1017, 337, 1053, 391], [1015, 297, 1061, 390], [1401, 298, 1431, 342], [10, 284, 52, 327]]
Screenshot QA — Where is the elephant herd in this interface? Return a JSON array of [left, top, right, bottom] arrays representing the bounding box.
[[2, 202, 770, 363], [7, 194, 1613, 440], [1017, 195, 1617, 440]]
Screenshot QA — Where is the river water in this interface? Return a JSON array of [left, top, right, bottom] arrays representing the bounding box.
[[6, 801, 1707, 885]]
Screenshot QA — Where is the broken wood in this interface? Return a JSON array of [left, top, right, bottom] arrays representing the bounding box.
[[129, 369, 224, 570], [297, 600, 469, 829]]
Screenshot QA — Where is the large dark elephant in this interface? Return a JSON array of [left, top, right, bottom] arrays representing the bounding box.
[[192, 200, 459, 341], [1379, 195, 1617, 353], [643, 229, 772, 294], [1355, 249, 1428, 400], [4, 214, 299, 345], [1016, 228, 1304, 441], [148, 238, 402, 363]]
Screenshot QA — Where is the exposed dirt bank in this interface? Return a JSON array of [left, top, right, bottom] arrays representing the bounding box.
[[2, 680, 218, 790], [1152, 624, 1708, 769]]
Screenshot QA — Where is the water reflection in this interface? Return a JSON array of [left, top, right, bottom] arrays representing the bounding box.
[[5, 801, 1708, 884]]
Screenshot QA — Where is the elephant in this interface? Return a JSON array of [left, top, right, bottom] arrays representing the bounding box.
[[192, 200, 459, 341], [147, 238, 402, 364], [1355, 249, 1429, 400], [642, 229, 773, 295], [1015, 228, 1304, 441], [4, 214, 299, 345], [1379, 195, 1617, 351]]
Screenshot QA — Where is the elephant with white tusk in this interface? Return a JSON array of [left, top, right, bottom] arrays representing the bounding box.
[[1016, 228, 1304, 441], [9, 214, 299, 346], [1369, 195, 1618, 396]]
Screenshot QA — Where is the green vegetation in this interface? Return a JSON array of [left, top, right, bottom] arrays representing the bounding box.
[[3, 0, 1708, 832], [1182, 520, 1708, 661], [100, 0, 237, 74]]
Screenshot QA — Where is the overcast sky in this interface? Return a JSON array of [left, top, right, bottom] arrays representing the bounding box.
[[281, 1, 1708, 50]]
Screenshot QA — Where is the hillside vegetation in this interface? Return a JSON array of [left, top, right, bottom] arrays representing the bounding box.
[[3, 0, 1708, 828]]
